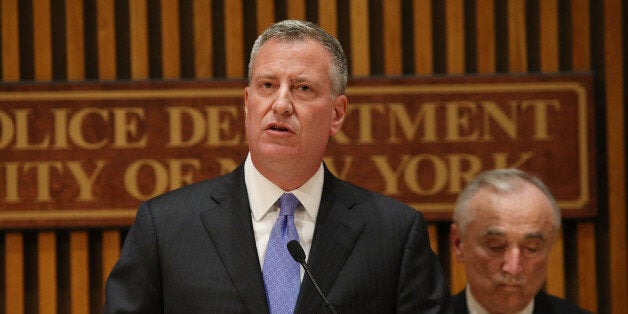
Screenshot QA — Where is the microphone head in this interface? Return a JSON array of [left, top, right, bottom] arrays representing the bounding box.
[[287, 240, 306, 263]]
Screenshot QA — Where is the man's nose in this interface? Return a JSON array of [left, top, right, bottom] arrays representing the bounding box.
[[502, 248, 523, 275], [272, 86, 294, 115]]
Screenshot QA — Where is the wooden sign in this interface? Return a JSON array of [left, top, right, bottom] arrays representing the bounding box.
[[0, 74, 595, 228]]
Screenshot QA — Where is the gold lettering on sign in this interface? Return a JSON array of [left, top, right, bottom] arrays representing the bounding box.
[[166, 106, 242, 147], [66, 160, 107, 201], [388, 102, 437, 143], [112, 107, 147, 148]]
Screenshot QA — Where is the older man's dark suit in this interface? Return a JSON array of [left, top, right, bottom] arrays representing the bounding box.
[[451, 289, 591, 314], [103, 163, 449, 313]]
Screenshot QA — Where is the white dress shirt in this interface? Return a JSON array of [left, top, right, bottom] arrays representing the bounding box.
[[466, 285, 534, 314], [244, 154, 322, 275]]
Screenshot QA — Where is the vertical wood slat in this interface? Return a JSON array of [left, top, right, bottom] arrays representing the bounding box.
[[445, 0, 465, 74], [546, 229, 565, 298], [507, 0, 527, 72], [2, 2, 23, 313], [570, 0, 590, 71], [382, 0, 402, 75], [68, 2, 89, 311], [224, 0, 244, 78], [69, 233, 89, 314], [604, 0, 627, 313], [161, 0, 181, 78], [256, 0, 275, 35], [539, 0, 559, 71], [97, 0, 117, 80], [101, 230, 121, 299], [193, 0, 213, 78], [475, 0, 495, 73], [538, 0, 565, 299], [445, 0, 466, 293], [5, 233, 24, 314], [65, 1, 90, 312], [129, 0, 149, 79], [66, 0, 85, 80], [38, 232, 57, 314], [577, 224, 597, 311], [349, 0, 369, 76], [1, 0, 19, 81], [97, 1, 121, 306], [317, 0, 337, 37], [570, 1, 597, 311], [33, 0, 52, 80], [33, 1, 57, 313], [413, 0, 432, 75], [286, 0, 306, 20]]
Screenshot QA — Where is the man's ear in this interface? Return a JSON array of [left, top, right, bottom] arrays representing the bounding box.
[[450, 223, 465, 262], [329, 94, 347, 135], [244, 87, 250, 117]]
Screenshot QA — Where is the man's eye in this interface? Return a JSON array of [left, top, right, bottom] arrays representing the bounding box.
[[487, 245, 506, 252], [296, 85, 312, 92], [261, 82, 273, 89], [525, 247, 539, 253], [485, 240, 507, 252]]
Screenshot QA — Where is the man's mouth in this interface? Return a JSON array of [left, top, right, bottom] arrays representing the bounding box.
[[267, 122, 293, 133], [269, 125, 289, 131]]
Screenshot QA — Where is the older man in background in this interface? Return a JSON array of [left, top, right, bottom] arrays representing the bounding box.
[[450, 168, 590, 314]]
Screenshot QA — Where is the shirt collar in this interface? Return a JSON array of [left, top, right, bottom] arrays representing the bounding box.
[[466, 284, 534, 314], [244, 153, 323, 221]]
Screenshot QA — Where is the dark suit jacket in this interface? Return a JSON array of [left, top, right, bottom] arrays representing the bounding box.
[[103, 163, 450, 313], [451, 289, 591, 314]]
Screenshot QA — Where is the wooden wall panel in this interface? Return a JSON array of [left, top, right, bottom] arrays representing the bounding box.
[[570, 1, 597, 311], [97, 0, 116, 80], [129, 0, 149, 79], [507, 0, 527, 72], [224, 0, 244, 78], [4, 233, 24, 314], [445, 0, 464, 74], [256, 0, 275, 35], [318, 0, 338, 37], [475, 0, 495, 73], [349, 0, 369, 76], [287, 0, 306, 20], [603, 0, 627, 313], [382, 0, 402, 75], [65, 2, 90, 313], [538, 0, 565, 298], [193, 0, 213, 79], [97, 1, 122, 311], [413, 0, 433, 75], [2, 1, 23, 312], [161, 0, 181, 79], [0, 1, 625, 313]]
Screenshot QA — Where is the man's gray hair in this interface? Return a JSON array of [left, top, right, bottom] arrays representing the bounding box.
[[453, 168, 562, 235], [247, 20, 348, 97]]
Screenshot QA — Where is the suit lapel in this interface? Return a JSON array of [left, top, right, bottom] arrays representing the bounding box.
[[295, 169, 365, 312], [199, 165, 269, 313]]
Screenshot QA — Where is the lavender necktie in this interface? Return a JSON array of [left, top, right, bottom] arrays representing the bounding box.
[[263, 193, 301, 313]]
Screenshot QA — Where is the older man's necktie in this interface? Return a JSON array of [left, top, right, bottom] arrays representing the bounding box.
[[262, 193, 301, 313]]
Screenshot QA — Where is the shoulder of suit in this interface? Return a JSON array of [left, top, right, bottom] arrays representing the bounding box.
[[325, 168, 417, 215], [535, 291, 592, 314]]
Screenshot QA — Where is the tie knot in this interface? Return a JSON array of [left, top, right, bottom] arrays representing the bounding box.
[[279, 193, 300, 216]]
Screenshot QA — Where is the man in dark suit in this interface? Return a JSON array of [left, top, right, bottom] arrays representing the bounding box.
[[449, 168, 591, 314], [103, 20, 450, 313]]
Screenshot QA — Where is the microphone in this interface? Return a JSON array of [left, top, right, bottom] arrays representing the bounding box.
[[287, 240, 337, 314]]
